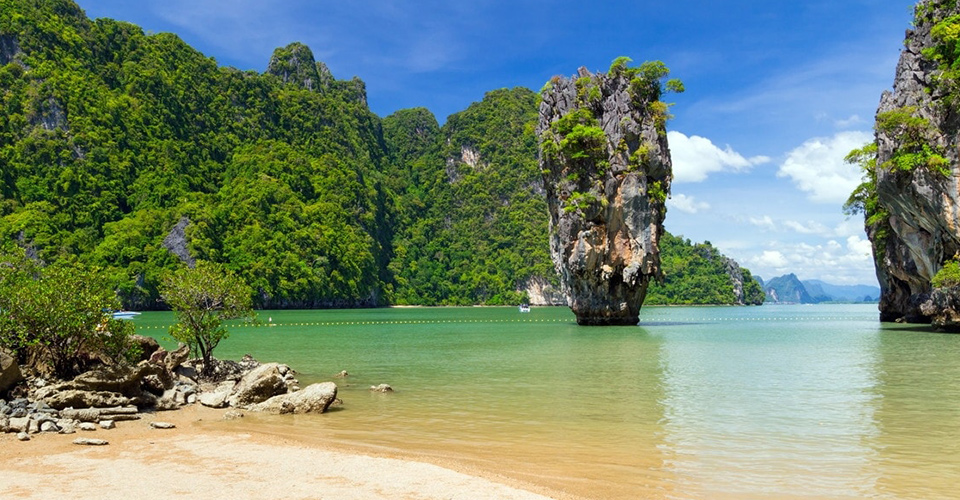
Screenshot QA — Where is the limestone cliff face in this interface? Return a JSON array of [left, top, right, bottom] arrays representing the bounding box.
[[537, 65, 673, 325], [868, 0, 960, 322]]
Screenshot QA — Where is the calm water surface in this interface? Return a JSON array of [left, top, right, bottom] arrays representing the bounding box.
[[135, 304, 960, 499]]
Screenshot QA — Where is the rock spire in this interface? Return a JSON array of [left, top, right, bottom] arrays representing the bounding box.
[[536, 60, 680, 325]]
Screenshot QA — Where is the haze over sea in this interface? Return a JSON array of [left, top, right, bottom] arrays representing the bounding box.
[[139, 304, 959, 500]]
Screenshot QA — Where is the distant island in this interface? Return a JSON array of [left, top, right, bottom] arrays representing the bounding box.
[[758, 273, 879, 304]]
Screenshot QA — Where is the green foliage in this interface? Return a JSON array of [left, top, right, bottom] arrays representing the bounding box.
[[0, 249, 138, 379], [645, 232, 762, 305], [648, 180, 667, 205], [383, 88, 555, 306], [0, 1, 392, 309], [160, 260, 254, 375], [844, 142, 890, 266], [874, 107, 948, 176], [933, 259, 960, 288]]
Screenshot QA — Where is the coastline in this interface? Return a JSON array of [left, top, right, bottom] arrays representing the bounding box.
[[0, 404, 568, 500]]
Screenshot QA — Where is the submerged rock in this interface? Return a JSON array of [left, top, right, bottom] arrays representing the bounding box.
[[537, 62, 677, 325]]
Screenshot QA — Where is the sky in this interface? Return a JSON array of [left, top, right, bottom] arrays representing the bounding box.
[[73, 0, 915, 286]]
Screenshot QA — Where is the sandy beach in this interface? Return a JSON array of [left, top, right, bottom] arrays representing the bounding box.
[[0, 405, 563, 500]]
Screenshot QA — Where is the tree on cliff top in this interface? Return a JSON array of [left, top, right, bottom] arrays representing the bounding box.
[[160, 260, 254, 376]]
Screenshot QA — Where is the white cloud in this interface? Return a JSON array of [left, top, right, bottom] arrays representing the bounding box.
[[668, 193, 710, 214], [835, 114, 863, 129], [756, 250, 789, 268], [742, 235, 877, 285], [667, 131, 770, 183], [777, 130, 873, 204]]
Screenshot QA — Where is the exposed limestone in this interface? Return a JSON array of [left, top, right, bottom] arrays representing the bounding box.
[[226, 363, 291, 408], [370, 383, 393, 393], [0, 34, 21, 66], [247, 382, 338, 414], [162, 216, 195, 268], [537, 65, 674, 325], [267, 42, 322, 91], [867, 1, 960, 322], [920, 286, 960, 331], [0, 350, 23, 394]]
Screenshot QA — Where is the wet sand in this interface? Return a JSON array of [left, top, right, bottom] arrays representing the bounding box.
[[0, 405, 563, 500]]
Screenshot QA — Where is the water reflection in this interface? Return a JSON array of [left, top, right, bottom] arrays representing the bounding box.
[[870, 325, 960, 500], [653, 308, 884, 499]]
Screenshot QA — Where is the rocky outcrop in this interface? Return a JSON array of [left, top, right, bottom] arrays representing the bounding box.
[[247, 382, 338, 414], [162, 216, 195, 268], [537, 64, 674, 325], [920, 287, 960, 330], [267, 42, 323, 91], [518, 276, 566, 306], [225, 363, 297, 408], [0, 34, 21, 66], [0, 351, 23, 395], [865, 1, 960, 322]]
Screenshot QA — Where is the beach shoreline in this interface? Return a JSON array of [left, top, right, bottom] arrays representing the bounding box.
[[0, 404, 571, 500]]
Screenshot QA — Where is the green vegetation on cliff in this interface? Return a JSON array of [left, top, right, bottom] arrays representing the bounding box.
[[646, 233, 765, 305]]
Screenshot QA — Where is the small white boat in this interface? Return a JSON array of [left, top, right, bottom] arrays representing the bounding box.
[[518, 304, 531, 313], [111, 311, 141, 320]]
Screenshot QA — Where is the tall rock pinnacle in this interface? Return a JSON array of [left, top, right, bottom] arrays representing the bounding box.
[[536, 60, 682, 325], [853, 0, 960, 327]]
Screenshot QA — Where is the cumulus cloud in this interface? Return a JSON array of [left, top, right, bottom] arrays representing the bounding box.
[[667, 131, 771, 183], [742, 235, 877, 285], [668, 193, 711, 214], [777, 130, 873, 204]]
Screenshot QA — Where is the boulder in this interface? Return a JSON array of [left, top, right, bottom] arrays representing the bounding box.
[[150, 421, 175, 429], [99, 420, 115, 430], [226, 363, 289, 408], [370, 384, 394, 393], [16, 432, 29, 441], [78, 422, 97, 431], [247, 382, 338, 415], [40, 421, 59, 433], [129, 335, 160, 362], [198, 381, 235, 409], [0, 350, 23, 394]]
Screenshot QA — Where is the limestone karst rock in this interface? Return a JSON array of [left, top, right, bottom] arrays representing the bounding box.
[[537, 61, 679, 325], [859, 0, 960, 324]]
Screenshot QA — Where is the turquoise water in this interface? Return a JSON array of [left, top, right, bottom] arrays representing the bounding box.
[[134, 304, 960, 499]]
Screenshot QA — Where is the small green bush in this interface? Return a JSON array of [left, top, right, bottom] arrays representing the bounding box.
[[933, 260, 960, 288]]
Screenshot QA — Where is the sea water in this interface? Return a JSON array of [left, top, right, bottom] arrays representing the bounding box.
[[134, 304, 960, 499]]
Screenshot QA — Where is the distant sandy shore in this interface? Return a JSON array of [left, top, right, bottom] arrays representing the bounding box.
[[0, 405, 559, 500]]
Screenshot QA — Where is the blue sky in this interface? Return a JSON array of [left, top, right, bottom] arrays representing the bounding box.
[[73, 0, 914, 286]]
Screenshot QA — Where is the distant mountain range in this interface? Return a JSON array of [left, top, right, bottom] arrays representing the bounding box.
[[757, 274, 879, 304]]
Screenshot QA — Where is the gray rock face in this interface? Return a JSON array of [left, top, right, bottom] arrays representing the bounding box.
[[226, 363, 290, 408], [0, 34, 21, 66], [537, 66, 672, 325], [267, 42, 322, 91], [0, 350, 23, 394], [162, 217, 195, 268], [868, 1, 960, 322], [920, 286, 960, 330], [247, 382, 338, 414]]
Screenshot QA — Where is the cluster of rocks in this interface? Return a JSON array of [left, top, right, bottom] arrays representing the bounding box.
[[0, 398, 155, 443], [1, 340, 341, 441]]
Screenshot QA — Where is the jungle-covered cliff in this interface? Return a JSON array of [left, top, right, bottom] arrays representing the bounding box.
[[0, 0, 762, 309], [849, 0, 960, 327]]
